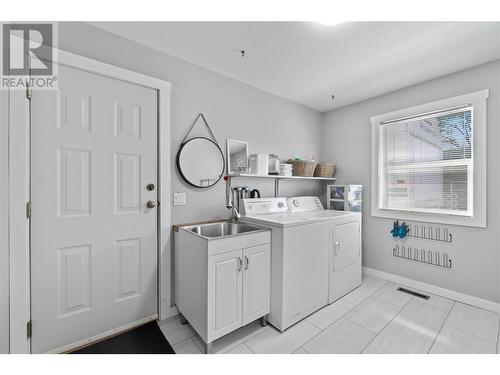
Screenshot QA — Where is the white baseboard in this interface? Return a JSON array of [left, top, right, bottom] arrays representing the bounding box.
[[169, 305, 179, 318], [46, 314, 158, 354], [363, 267, 500, 313]]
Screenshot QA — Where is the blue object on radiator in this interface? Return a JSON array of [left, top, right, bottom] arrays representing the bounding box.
[[398, 222, 408, 238], [391, 220, 400, 237], [390, 220, 409, 239]]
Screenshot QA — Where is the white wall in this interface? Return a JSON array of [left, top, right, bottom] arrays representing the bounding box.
[[55, 23, 500, 306], [322, 60, 500, 303], [4, 24, 499, 347], [57, 22, 325, 309], [0, 90, 9, 353], [58, 22, 324, 226]]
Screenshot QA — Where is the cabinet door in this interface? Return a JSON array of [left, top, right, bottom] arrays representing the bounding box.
[[242, 244, 271, 325], [208, 249, 243, 341], [332, 221, 360, 271]]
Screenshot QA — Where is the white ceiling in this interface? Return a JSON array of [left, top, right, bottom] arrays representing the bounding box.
[[90, 22, 500, 112]]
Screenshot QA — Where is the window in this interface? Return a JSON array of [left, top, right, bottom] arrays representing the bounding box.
[[371, 90, 488, 228], [381, 106, 472, 216]]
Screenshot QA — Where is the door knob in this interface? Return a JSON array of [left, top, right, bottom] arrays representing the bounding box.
[[146, 200, 157, 209]]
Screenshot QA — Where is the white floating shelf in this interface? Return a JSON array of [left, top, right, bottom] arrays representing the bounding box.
[[228, 173, 337, 182]]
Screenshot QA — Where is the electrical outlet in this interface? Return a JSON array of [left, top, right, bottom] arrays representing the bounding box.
[[173, 192, 186, 206]]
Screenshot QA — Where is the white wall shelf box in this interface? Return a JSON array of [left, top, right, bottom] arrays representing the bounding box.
[[227, 174, 336, 197], [228, 173, 337, 181], [326, 185, 363, 212]]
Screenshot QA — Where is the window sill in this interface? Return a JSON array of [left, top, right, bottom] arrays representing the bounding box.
[[371, 207, 486, 228]]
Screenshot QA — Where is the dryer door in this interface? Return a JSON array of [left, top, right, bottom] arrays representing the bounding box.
[[332, 221, 360, 271]]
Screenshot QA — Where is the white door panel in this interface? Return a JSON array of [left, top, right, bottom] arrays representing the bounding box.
[[332, 221, 360, 271], [31, 64, 158, 353], [242, 244, 270, 325], [208, 249, 243, 341]]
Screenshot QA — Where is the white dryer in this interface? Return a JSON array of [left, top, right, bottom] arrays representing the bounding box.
[[240, 196, 361, 331]]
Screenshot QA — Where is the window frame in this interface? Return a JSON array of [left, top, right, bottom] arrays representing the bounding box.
[[370, 90, 488, 228]]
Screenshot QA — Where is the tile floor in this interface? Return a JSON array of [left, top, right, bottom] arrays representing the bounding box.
[[159, 274, 500, 354]]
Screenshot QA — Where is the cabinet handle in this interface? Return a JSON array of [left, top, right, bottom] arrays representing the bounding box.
[[245, 256, 249, 270], [238, 257, 242, 271], [335, 241, 340, 256]]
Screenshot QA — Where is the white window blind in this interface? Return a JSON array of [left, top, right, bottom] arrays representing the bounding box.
[[379, 105, 473, 216]]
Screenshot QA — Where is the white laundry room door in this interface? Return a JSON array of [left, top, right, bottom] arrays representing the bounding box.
[[30, 64, 158, 353]]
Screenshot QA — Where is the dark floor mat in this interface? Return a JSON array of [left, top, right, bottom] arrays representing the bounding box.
[[71, 321, 175, 354]]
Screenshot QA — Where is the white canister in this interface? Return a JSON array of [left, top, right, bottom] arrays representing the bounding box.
[[249, 154, 269, 175]]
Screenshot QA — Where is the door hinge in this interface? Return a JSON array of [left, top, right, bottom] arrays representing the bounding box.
[[26, 201, 31, 219], [27, 320, 32, 338], [26, 82, 32, 100]]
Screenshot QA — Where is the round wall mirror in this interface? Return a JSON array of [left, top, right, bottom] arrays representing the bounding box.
[[176, 137, 225, 188]]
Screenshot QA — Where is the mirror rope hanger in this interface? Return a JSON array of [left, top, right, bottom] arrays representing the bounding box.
[[181, 113, 221, 147]]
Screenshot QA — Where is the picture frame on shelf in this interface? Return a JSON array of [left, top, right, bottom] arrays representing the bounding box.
[[327, 184, 363, 212]]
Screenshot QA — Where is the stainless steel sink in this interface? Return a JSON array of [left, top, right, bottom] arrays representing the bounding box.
[[190, 222, 263, 239]]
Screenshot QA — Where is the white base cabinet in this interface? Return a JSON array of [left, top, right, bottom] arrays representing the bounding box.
[[175, 226, 271, 353], [242, 244, 271, 325], [208, 249, 243, 339]]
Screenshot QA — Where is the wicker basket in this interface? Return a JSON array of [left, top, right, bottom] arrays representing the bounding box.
[[314, 162, 337, 178], [287, 159, 317, 177]]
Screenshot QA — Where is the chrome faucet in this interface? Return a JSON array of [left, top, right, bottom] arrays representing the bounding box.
[[227, 185, 249, 222], [231, 206, 241, 221], [232, 186, 247, 221]]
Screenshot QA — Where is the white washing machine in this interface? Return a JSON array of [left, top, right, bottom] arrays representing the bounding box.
[[240, 196, 362, 331]]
